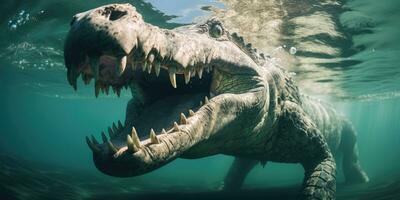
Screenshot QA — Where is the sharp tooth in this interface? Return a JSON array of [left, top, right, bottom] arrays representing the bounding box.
[[101, 132, 108, 143], [149, 129, 159, 144], [118, 120, 123, 130], [86, 136, 100, 152], [205, 96, 209, 104], [112, 123, 118, 133], [147, 63, 152, 74], [142, 62, 147, 72], [162, 129, 167, 134], [180, 113, 187, 124], [197, 68, 203, 79], [131, 127, 141, 148], [95, 82, 101, 98], [155, 62, 161, 77], [189, 109, 195, 116], [107, 141, 118, 154], [173, 122, 179, 131], [91, 135, 99, 145], [108, 127, 114, 138], [190, 69, 196, 77], [117, 56, 127, 75], [89, 57, 99, 80], [127, 134, 138, 152], [101, 87, 105, 94], [184, 70, 191, 84], [199, 100, 203, 106], [169, 72, 177, 88], [148, 53, 155, 63]]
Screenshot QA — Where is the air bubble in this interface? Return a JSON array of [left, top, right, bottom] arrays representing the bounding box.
[[289, 47, 297, 55]]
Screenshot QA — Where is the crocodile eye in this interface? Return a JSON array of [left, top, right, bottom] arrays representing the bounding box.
[[209, 24, 223, 38]]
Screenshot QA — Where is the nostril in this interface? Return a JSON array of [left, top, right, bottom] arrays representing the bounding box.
[[109, 10, 127, 21]]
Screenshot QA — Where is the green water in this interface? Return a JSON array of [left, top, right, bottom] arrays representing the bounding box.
[[0, 0, 399, 199]]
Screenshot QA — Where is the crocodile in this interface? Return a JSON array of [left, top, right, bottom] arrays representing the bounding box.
[[64, 4, 369, 199]]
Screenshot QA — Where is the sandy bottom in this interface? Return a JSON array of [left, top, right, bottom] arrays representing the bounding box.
[[0, 154, 399, 200]]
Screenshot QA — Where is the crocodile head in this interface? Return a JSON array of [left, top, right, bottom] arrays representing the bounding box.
[[64, 4, 268, 177]]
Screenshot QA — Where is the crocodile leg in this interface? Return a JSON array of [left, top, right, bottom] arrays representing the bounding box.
[[275, 101, 336, 200], [222, 157, 258, 191], [341, 121, 369, 184], [302, 157, 336, 200]]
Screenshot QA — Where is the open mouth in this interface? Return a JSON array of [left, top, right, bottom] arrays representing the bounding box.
[[75, 40, 217, 159], [64, 3, 263, 176]]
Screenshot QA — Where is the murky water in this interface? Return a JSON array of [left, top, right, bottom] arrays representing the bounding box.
[[0, 0, 399, 199]]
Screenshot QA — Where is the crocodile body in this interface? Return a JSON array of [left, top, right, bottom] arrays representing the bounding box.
[[64, 4, 368, 199]]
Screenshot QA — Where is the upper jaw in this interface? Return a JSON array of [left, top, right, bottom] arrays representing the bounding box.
[[64, 3, 259, 94]]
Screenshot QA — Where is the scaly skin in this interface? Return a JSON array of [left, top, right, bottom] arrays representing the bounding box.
[[64, 4, 368, 199]]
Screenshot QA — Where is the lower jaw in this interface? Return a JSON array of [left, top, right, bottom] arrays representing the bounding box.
[[126, 92, 207, 140]]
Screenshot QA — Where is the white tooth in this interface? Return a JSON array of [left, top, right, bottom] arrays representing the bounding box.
[[117, 56, 127, 76], [162, 129, 167, 134], [148, 54, 154, 63], [131, 127, 141, 148], [169, 72, 177, 88], [205, 96, 209, 104], [189, 109, 195, 116], [199, 100, 203, 106], [149, 129, 159, 144], [197, 68, 203, 79], [142, 62, 147, 72], [180, 113, 187, 124], [206, 66, 210, 73], [184, 70, 191, 84], [147, 63, 152, 74], [190, 69, 196, 77], [107, 141, 118, 154], [155, 62, 161, 77], [173, 122, 179, 131], [127, 134, 138, 152]]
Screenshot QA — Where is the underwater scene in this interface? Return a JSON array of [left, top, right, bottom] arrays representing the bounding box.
[[0, 0, 400, 199]]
